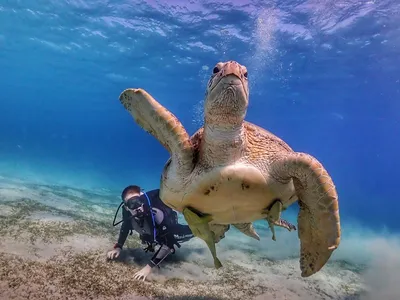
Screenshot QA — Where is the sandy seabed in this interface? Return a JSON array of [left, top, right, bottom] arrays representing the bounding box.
[[0, 177, 398, 300]]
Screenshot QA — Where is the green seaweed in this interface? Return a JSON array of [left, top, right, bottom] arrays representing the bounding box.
[[0, 198, 118, 244]]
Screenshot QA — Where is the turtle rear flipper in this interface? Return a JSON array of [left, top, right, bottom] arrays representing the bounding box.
[[262, 200, 296, 241], [119, 88, 193, 175], [271, 152, 341, 277], [232, 223, 260, 241], [183, 207, 222, 269], [209, 224, 230, 243], [263, 199, 283, 241]]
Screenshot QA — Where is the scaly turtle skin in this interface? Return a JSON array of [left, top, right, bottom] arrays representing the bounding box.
[[119, 61, 341, 278]]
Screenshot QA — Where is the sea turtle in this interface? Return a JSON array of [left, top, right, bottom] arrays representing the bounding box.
[[119, 60, 341, 277]]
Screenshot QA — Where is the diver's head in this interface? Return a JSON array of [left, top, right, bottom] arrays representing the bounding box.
[[121, 185, 142, 203], [121, 185, 148, 217]]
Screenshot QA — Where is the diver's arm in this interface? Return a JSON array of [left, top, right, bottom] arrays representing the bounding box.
[[114, 211, 133, 249], [148, 244, 175, 269], [148, 225, 177, 268], [133, 239, 172, 281]]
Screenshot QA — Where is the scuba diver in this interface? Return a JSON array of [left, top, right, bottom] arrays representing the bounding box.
[[107, 185, 195, 281]]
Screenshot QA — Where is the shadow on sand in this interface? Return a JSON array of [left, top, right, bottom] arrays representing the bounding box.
[[115, 244, 205, 267], [158, 297, 223, 300]]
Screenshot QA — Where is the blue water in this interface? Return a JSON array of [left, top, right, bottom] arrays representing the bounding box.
[[1, 1, 400, 299], [1, 1, 399, 229], [1, 0, 399, 252]]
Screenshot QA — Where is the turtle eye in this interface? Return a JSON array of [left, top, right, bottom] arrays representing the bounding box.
[[213, 66, 220, 74], [244, 71, 248, 78]]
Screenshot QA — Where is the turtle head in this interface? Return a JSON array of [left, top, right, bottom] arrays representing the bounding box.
[[204, 61, 249, 127]]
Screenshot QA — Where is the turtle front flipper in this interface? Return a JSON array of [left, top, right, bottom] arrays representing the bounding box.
[[270, 153, 341, 277], [119, 88, 193, 175], [183, 207, 222, 269]]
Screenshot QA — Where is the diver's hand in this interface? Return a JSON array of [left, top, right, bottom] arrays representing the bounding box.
[[107, 248, 121, 260], [133, 264, 152, 281]]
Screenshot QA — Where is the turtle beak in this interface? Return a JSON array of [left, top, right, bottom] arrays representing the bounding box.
[[220, 63, 243, 84], [209, 61, 249, 103]]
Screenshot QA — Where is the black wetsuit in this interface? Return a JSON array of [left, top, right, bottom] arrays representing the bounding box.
[[113, 189, 194, 268]]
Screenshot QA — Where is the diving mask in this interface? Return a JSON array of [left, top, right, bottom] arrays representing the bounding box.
[[112, 195, 146, 226], [125, 195, 143, 210], [125, 195, 151, 219]]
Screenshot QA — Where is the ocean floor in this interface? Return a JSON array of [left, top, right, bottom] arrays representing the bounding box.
[[0, 177, 399, 300]]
